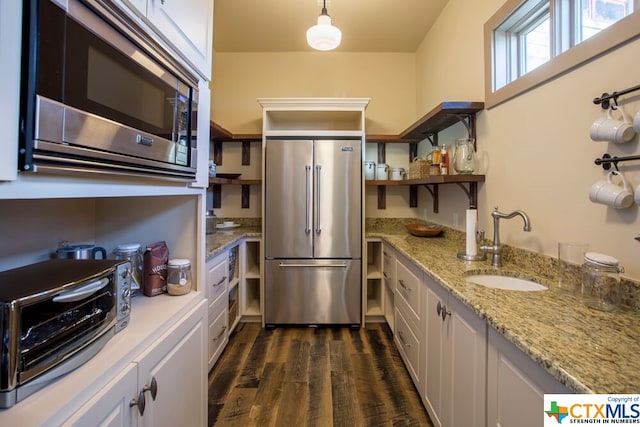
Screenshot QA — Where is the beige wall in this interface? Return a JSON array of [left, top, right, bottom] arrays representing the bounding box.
[[211, 52, 416, 135], [211, 1, 640, 279], [417, 0, 640, 279]]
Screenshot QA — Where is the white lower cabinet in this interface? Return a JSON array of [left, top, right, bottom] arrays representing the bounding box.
[[423, 275, 486, 427], [62, 363, 138, 427], [486, 327, 571, 427], [394, 252, 424, 389], [63, 299, 208, 427], [382, 244, 396, 330], [206, 250, 230, 371]]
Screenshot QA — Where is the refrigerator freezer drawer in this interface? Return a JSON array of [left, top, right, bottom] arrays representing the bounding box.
[[264, 259, 361, 326]]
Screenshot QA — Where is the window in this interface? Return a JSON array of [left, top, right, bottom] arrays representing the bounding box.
[[485, 0, 640, 107]]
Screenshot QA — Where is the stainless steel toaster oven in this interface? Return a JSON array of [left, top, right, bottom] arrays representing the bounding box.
[[0, 259, 131, 408]]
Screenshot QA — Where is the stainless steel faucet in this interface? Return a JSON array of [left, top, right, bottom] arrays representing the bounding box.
[[480, 207, 532, 267]]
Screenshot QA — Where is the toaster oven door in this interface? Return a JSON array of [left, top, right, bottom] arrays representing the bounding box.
[[18, 277, 117, 385]]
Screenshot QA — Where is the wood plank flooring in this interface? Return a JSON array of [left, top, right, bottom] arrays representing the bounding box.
[[208, 322, 433, 427]]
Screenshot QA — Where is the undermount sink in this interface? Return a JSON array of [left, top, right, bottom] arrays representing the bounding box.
[[465, 271, 548, 291]]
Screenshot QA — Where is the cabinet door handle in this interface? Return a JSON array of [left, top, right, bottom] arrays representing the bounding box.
[[436, 300, 451, 321], [383, 272, 389, 279], [398, 330, 411, 348], [399, 279, 411, 291], [213, 276, 227, 287], [130, 389, 146, 415], [142, 377, 158, 401], [213, 325, 227, 341]]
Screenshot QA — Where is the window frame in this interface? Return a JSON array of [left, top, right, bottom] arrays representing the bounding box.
[[484, 0, 640, 108]]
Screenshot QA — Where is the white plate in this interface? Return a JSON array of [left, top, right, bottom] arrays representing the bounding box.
[[216, 223, 241, 229]]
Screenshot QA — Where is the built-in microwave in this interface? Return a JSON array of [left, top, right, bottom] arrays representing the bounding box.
[[19, 0, 199, 181]]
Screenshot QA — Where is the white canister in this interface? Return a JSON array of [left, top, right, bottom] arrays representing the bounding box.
[[390, 167, 405, 181], [364, 161, 376, 180], [376, 163, 389, 180]]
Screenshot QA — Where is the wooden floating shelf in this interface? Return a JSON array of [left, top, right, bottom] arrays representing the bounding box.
[[400, 101, 484, 140], [209, 178, 261, 185], [366, 175, 485, 186]]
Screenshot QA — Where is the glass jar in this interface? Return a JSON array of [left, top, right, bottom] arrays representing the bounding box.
[[167, 258, 192, 296], [582, 252, 623, 312], [114, 243, 143, 294], [453, 138, 475, 174]]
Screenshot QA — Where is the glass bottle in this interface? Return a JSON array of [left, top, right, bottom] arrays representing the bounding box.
[[167, 258, 192, 296], [439, 145, 449, 175], [114, 243, 144, 294], [581, 252, 623, 312], [453, 138, 475, 174]]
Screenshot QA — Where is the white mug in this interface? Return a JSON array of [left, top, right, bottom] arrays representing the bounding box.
[[590, 106, 636, 144], [634, 111, 640, 134], [589, 170, 634, 209]]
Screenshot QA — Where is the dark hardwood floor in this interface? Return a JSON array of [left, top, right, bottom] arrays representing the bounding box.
[[208, 322, 433, 427]]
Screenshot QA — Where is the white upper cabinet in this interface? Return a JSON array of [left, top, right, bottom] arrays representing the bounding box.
[[113, 0, 213, 80]]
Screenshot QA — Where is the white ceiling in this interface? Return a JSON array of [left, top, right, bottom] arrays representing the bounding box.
[[213, 0, 450, 53]]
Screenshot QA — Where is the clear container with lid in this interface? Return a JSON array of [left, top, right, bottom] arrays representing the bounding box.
[[114, 243, 143, 294], [582, 252, 624, 312], [167, 258, 192, 296]]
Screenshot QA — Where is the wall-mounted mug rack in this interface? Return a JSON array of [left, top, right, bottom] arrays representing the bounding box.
[[593, 84, 640, 110], [594, 153, 640, 171]]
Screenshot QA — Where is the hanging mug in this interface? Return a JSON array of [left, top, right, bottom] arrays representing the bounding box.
[[590, 106, 636, 144], [589, 170, 634, 209]]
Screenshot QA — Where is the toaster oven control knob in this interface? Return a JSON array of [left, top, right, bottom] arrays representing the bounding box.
[[122, 286, 131, 299], [122, 302, 130, 314]]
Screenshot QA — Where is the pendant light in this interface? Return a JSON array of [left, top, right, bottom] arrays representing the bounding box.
[[306, 0, 342, 51]]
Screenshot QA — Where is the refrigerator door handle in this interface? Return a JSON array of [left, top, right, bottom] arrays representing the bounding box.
[[305, 165, 311, 234], [278, 262, 348, 268], [315, 164, 322, 234]]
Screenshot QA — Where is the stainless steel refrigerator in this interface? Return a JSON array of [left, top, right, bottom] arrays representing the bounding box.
[[264, 138, 362, 327]]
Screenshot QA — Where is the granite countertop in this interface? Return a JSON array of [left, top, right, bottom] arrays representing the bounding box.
[[205, 226, 261, 259], [368, 219, 640, 394], [205, 218, 640, 393]]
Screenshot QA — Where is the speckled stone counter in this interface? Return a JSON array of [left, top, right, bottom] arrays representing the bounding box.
[[367, 218, 640, 394], [205, 219, 261, 259]]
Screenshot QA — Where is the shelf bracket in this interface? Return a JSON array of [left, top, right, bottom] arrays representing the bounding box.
[[422, 184, 439, 213], [453, 114, 477, 151], [213, 141, 223, 165], [212, 184, 222, 209], [409, 185, 418, 208], [241, 184, 250, 208], [242, 141, 251, 165], [425, 133, 439, 147], [377, 186, 386, 209], [455, 182, 478, 209]]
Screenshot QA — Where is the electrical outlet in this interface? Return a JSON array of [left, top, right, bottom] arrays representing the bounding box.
[[453, 212, 459, 228]]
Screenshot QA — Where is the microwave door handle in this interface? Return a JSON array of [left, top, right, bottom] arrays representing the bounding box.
[[53, 278, 110, 303]]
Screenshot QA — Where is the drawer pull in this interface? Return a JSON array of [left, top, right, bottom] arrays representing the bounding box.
[[398, 330, 411, 348], [142, 377, 158, 400], [213, 276, 227, 287], [399, 279, 412, 291], [436, 301, 451, 321], [213, 325, 227, 341], [130, 390, 146, 415]]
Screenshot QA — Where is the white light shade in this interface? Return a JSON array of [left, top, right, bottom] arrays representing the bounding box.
[[306, 14, 342, 51]]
